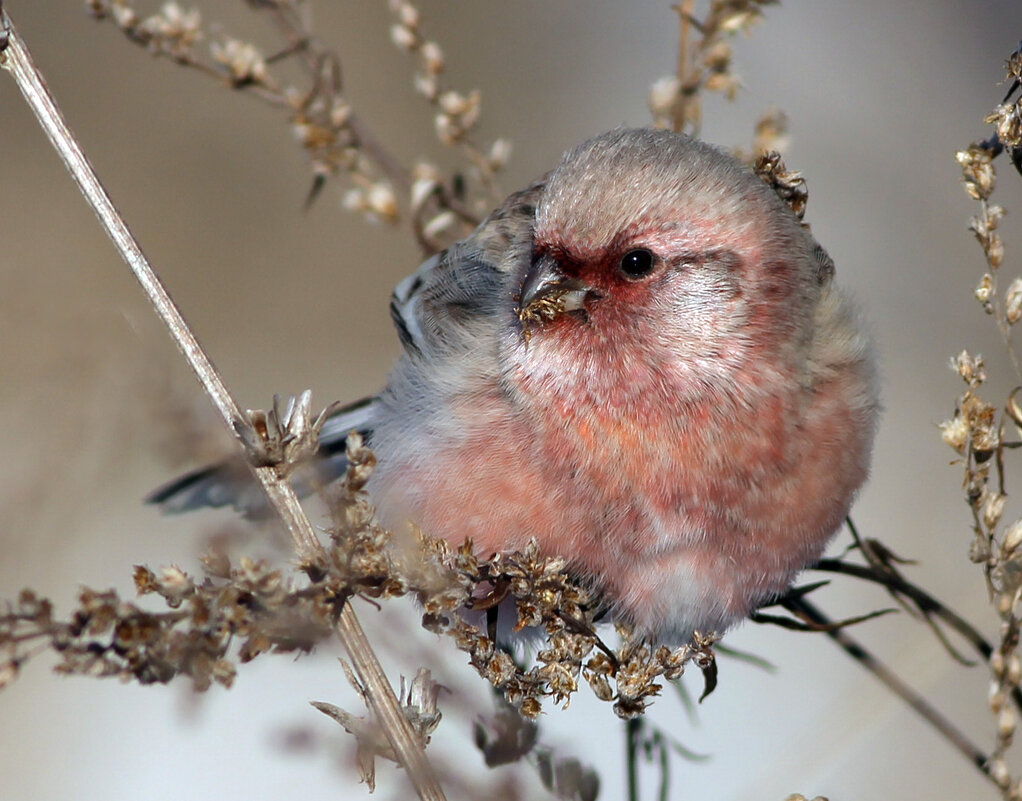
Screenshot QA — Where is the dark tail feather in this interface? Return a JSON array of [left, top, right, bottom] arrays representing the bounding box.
[[147, 396, 378, 517], [146, 459, 259, 514]]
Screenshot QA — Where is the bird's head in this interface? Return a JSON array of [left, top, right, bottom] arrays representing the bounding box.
[[513, 128, 826, 397]]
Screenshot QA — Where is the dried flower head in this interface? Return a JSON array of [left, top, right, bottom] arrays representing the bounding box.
[[240, 392, 340, 473], [138, 2, 202, 56], [311, 666, 442, 792], [649, 0, 776, 133], [210, 38, 267, 86], [1006, 277, 1022, 324], [957, 145, 996, 201], [754, 151, 808, 220]]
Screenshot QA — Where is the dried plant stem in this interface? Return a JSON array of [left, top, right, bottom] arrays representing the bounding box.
[[812, 558, 1022, 705], [0, 10, 445, 800], [626, 716, 640, 801], [671, 0, 695, 134], [256, 1, 412, 194], [785, 596, 993, 780], [978, 193, 1022, 382]]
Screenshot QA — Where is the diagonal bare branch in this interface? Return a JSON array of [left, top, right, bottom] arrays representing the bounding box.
[[0, 9, 445, 800]]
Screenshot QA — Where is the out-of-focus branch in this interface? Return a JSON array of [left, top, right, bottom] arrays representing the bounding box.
[[649, 0, 777, 134], [752, 519, 1022, 785], [781, 595, 993, 781], [0, 10, 445, 800], [85, 0, 510, 254], [811, 558, 1013, 675]]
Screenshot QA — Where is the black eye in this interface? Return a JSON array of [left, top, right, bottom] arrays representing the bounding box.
[[619, 249, 655, 279]]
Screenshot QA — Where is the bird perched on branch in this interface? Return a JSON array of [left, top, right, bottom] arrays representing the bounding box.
[[151, 127, 878, 642]]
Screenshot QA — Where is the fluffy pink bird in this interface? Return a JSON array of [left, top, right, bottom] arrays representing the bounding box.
[[153, 128, 879, 642]]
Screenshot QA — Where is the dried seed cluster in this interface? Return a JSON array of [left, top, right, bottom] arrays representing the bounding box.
[[648, 0, 777, 134], [385, 0, 511, 251], [753, 150, 808, 221], [942, 46, 1022, 801], [86, 0, 402, 221], [312, 666, 442, 792], [985, 46, 1022, 162], [84, 0, 508, 252], [241, 391, 339, 473], [0, 431, 715, 723]]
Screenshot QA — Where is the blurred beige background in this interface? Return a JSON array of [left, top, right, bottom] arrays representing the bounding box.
[[2, 1, 1022, 799]]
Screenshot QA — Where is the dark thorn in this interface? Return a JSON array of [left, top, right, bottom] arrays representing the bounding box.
[[486, 605, 498, 644], [698, 657, 718, 702], [304, 173, 327, 211]]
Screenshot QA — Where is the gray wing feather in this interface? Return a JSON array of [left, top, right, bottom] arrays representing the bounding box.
[[387, 181, 544, 362], [149, 398, 380, 516], [151, 181, 544, 515]]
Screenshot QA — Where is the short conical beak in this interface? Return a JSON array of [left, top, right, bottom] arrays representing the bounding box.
[[517, 253, 594, 326]]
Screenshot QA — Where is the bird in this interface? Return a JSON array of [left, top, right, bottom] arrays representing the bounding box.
[[150, 127, 879, 643]]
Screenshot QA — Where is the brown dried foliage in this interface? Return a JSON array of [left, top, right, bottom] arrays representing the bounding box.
[[9, 2, 1022, 799], [941, 45, 1022, 800], [84, 0, 510, 254], [648, 0, 777, 134], [0, 432, 716, 724]]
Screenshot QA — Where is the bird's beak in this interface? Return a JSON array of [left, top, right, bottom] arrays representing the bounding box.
[[517, 253, 595, 328]]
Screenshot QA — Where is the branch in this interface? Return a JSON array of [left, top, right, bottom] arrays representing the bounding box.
[[812, 541, 1022, 715], [781, 595, 993, 780], [0, 9, 445, 800]]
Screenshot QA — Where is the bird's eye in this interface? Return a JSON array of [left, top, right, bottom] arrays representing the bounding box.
[[619, 249, 656, 280]]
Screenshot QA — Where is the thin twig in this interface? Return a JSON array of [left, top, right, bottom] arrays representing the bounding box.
[[810, 557, 1022, 715], [812, 559, 986, 654], [0, 10, 445, 800], [783, 595, 993, 779], [671, 0, 694, 133], [626, 717, 640, 801], [253, 1, 412, 192]]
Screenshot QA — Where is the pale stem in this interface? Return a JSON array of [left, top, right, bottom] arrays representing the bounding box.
[[0, 10, 445, 800]]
